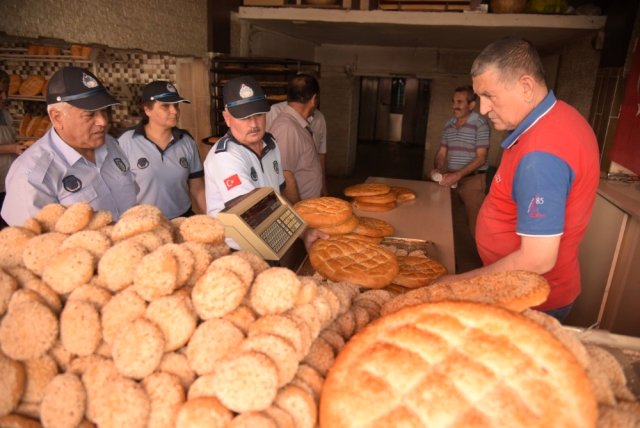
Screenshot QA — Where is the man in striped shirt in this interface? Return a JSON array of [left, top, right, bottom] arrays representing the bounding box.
[[433, 85, 490, 238]]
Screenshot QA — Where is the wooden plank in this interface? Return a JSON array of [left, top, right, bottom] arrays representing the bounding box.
[[380, 4, 469, 11]]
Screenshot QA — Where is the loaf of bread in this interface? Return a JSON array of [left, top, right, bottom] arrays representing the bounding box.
[[320, 301, 598, 427], [381, 270, 551, 316]]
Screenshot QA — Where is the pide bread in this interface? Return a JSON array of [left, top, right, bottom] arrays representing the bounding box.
[[343, 183, 390, 197], [353, 191, 396, 204], [18, 75, 46, 97], [391, 185, 417, 202], [8, 74, 22, 95], [352, 199, 396, 212], [309, 237, 398, 289], [381, 270, 551, 316], [392, 255, 447, 288], [352, 216, 394, 238], [320, 301, 598, 428], [293, 197, 353, 228], [317, 215, 358, 235]]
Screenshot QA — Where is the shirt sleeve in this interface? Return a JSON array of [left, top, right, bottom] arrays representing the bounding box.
[[513, 151, 574, 236], [186, 137, 204, 178], [310, 111, 327, 154], [476, 117, 491, 149], [204, 149, 261, 206], [271, 121, 302, 173]]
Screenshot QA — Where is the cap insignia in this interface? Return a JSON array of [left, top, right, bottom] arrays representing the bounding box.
[[82, 73, 99, 89], [166, 83, 177, 93], [239, 84, 254, 99]]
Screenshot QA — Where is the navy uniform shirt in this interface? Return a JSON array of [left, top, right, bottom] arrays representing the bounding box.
[[118, 122, 204, 219], [1, 128, 137, 226]]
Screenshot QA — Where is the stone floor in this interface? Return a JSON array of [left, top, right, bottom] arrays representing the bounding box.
[[326, 140, 482, 274]]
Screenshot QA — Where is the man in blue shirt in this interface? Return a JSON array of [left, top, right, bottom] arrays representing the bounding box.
[[1, 66, 137, 226]]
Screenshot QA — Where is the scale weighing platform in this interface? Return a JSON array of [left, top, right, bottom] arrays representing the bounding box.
[[217, 187, 308, 270]]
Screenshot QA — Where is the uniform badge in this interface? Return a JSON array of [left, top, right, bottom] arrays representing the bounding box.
[[62, 175, 82, 193], [239, 84, 254, 99], [114, 158, 127, 172], [179, 157, 188, 168], [82, 73, 99, 89], [250, 167, 258, 181], [137, 158, 150, 169], [273, 160, 279, 174], [166, 83, 177, 93]]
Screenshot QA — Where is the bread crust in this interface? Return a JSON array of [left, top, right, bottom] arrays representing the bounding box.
[[309, 237, 398, 289], [293, 197, 352, 228], [320, 301, 598, 428]]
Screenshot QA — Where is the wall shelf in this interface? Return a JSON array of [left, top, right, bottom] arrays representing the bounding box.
[[210, 56, 320, 137]]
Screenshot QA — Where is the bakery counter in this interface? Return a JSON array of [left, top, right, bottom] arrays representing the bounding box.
[[357, 177, 455, 273]]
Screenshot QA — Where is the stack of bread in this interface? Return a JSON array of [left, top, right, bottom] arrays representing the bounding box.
[[344, 182, 416, 212], [320, 271, 640, 427], [19, 114, 51, 139], [294, 197, 447, 290], [0, 202, 401, 428], [18, 75, 47, 97]]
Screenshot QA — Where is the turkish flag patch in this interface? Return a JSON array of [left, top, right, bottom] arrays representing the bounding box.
[[224, 174, 241, 190]]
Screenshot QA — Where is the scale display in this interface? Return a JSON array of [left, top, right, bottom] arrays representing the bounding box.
[[217, 187, 307, 261]]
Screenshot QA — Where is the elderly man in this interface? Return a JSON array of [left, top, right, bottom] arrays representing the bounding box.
[[434, 38, 600, 322], [204, 75, 284, 217], [1, 67, 136, 226], [269, 74, 323, 203]]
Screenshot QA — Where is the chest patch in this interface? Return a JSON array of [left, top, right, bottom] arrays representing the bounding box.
[[137, 158, 150, 169], [179, 157, 188, 169], [273, 160, 279, 174], [62, 175, 82, 193], [250, 167, 258, 181], [114, 157, 127, 172]]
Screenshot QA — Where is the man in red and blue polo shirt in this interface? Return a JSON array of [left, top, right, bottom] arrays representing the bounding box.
[[436, 37, 600, 322]]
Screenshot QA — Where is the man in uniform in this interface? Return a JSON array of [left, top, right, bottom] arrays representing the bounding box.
[[203, 75, 284, 219], [1, 66, 137, 226], [268, 73, 324, 203]]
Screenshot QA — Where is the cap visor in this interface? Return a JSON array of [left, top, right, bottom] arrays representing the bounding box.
[[228, 99, 271, 119], [67, 91, 121, 111], [152, 95, 191, 104]]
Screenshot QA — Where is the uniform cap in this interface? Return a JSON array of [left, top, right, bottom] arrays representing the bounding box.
[[46, 66, 119, 111], [223, 76, 270, 119], [141, 80, 190, 104]]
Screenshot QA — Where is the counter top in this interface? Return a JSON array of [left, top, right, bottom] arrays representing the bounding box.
[[358, 177, 455, 273], [597, 179, 640, 218]]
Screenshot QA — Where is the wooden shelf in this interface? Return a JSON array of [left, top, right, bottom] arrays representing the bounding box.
[[0, 54, 91, 64], [8, 95, 45, 102]]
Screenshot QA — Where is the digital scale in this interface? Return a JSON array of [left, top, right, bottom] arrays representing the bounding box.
[[217, 187, 308, 269]]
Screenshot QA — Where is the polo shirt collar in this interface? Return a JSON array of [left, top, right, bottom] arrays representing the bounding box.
[[133, 120, 185, 142], [283, 104, 311, 129], [51, 127, 107, 167], [501, 90, 557, 149]]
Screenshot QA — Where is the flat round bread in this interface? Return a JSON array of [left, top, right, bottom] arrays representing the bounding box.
[[352, 199, 396, 212], [392, 255, 447, 288], [320, 301, 598, 428], [293, 197, 352, 228], [19, 75, 46, 96], [390, 186, 417, 202], [353, 192, 396, 204], [381, 270, 551, 317], [309, 237, 398, 289], [8, 74, 22, 95], [344, 183, 391, 197], [352, 217, 395, 238], [317, 215, 358, 236]]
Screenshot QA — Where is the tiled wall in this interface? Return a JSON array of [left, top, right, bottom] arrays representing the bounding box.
[[1, 41, 181, 134]]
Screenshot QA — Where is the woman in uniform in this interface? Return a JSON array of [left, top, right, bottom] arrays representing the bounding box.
[[118, 80, 205, 218]]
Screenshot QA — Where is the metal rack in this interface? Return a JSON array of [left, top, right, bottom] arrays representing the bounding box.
[[209, 56, 320, 138]]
